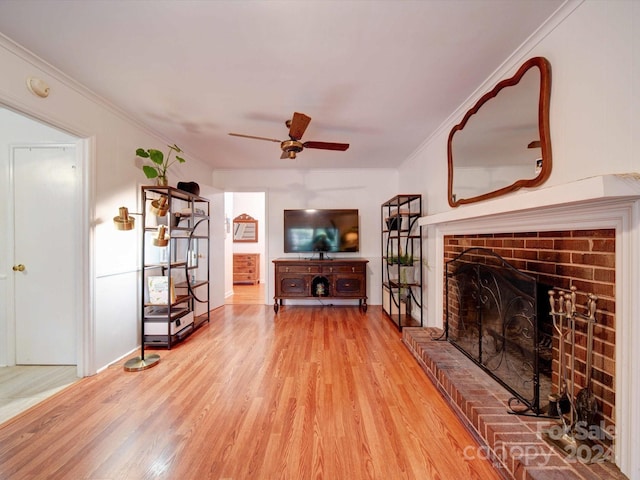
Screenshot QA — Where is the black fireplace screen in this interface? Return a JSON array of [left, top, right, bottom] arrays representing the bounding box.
[[446, 247, 552, 415]]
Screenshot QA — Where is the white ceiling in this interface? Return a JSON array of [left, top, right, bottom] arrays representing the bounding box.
[[0, 0, 563, 170]]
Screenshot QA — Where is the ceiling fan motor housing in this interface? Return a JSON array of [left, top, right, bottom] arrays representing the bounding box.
[[281, 139, 304, 159]]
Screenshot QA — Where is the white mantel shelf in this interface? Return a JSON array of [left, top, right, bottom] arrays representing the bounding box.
[[420, 174, 640, 226]]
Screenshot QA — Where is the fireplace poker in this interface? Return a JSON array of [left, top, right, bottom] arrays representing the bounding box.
[[566, 293, 577, 435], [575, 294, 599, 428], [548, 290, 571, 417]]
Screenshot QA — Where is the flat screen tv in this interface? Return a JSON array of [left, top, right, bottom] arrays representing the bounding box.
[[283, 209, 359, 256]]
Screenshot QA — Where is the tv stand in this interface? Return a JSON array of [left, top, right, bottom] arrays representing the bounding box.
[[273, 258, 368, 313]]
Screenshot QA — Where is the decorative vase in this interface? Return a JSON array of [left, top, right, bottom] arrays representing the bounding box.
[[399, 265, 416, 288], [156, 176, 168, 186]]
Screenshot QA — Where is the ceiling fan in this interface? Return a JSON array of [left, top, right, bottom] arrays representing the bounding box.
[[229, 112, 350, 159]]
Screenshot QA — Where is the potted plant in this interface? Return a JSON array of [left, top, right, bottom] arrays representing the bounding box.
[[396, 251, 416, 286], [136, 144, 185, 186], [387, 251, 416, 284], [398, 253, 414, 266], [386, 253, 413, 265]]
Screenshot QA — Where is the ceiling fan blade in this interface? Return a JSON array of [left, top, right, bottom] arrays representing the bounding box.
[[228, 133, 282, 143], [288, 112, 311, 140], [303, 141, 350, 151]]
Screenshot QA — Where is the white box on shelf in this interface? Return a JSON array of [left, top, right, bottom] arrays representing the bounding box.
[[145, 310, 194, 335]]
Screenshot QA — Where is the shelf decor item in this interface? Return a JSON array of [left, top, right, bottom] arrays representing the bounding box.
[[136, 144, 186, 186], [177, 181, 200, 196], [147, 275, 176, 305]]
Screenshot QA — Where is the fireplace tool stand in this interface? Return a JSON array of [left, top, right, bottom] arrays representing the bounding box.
[[542, 286, 600, 461]]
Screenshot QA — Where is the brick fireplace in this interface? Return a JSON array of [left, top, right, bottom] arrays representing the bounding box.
[[416, 175, 640, 479], [443, 229, 616, 430]]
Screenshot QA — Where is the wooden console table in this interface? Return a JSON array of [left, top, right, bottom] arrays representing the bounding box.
[[273, 258, 368, 313]]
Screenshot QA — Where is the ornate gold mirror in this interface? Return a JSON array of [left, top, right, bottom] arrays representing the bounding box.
[[448, 57, 552, 207], [233, 213, 258, 242]]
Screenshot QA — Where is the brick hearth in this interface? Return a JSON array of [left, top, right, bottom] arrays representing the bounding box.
[[402, 327, 626, 480]]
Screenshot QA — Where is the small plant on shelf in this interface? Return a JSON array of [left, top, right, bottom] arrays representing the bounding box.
[[387, 252, 414, 265], [136, 144, 185, 185], [398, 252, 414, 266]]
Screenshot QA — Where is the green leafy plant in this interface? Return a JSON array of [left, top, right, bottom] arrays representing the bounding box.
[[398, 253, 414, 266], [136, 144, 185, 180], [387, 253, 414, 266]]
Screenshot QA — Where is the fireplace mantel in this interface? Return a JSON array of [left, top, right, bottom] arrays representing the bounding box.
[[417, 174, 640, 478], [420, 174, 640, 227]]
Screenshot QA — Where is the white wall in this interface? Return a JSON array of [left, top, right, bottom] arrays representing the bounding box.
[[401, 0, 640, 215], [0, 37, 216, 374], [213, 168, 399, 306]]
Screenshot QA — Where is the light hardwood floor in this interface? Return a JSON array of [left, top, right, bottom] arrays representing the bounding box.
[[0, 283, 261, 425], [0, 365, 78, 425], [0, 305, 503, 480], [226, 282, 265, 304]]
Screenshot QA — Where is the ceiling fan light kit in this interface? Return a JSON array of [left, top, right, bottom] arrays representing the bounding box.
[[280, 139, 304, 159], [229, 112, 349, 160]]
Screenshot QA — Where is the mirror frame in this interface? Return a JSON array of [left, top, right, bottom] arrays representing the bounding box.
[[233, 213, 258, 242], [447, 56, 552, 207]]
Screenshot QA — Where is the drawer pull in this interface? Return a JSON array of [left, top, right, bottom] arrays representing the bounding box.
[[286, 267, 289, 272], [289, 283, 297, 287], [307, 267, 311, 272], [351, 267, 355, 273], [330, 267, 333, 273], [344, 283, 351, 287]]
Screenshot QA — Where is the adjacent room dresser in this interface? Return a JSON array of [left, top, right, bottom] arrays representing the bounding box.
[[233, 253, 260, 284]]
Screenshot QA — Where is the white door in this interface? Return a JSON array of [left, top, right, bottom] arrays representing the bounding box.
[[13, 145, 77, 365]]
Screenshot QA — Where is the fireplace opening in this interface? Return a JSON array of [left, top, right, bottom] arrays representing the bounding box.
[[445, 247, 553, 416]]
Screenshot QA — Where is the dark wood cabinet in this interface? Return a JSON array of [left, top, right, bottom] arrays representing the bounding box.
[[273, 258, 368, 313]]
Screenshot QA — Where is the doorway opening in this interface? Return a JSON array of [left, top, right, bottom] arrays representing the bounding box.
[[226, 191, 266, 305], [1, 106, 86, 421]]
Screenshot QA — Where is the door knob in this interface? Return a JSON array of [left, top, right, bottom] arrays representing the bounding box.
[[12, 264, 25, 272]]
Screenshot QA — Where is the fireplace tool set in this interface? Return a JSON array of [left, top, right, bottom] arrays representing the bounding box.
[[543, 286, 600, 456]]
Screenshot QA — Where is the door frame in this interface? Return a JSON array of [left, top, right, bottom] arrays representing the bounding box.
[[2, 104, 95, 378]]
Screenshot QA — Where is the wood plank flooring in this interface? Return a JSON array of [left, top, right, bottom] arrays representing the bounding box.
[[226, 283, 265, 305], [0, 365, 78, 425], [0, 305, 503, 480]]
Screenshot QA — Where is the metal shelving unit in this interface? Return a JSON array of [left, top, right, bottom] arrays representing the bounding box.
[[381, 194, 423, 330], [141, 186, 210, 349]]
